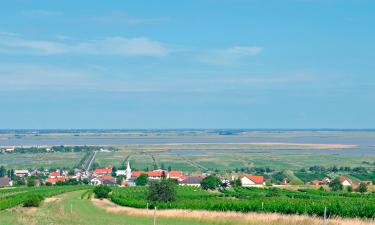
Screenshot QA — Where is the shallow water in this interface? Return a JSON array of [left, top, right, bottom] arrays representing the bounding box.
[[1, 132, 374, 156]]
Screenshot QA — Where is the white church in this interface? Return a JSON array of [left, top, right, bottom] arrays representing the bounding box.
[[115, 161, 132, 181]]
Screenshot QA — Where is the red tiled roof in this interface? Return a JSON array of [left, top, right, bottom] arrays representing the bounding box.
[[94, 167, 112, 174], [49, 171, 60, 177], [169, 170, 183, 177], [311, 180, 323, 185], [148, 171, 164, 177], [100, 175, 114, 180], [46, 177, 65, 184], [132, 171, 147, 177], [191, 174, 206, 178], [339, 176, 353, 184], [241, 174, 264, 184]]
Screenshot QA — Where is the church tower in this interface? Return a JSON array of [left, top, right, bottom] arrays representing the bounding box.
[[126, 161, 132, 180]]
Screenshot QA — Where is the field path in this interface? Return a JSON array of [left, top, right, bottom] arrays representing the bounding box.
[[0, 191, 208, 225]]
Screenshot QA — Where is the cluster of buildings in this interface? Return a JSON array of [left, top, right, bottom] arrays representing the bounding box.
[[310, 176, 372, 187], [0, 160, 372, 189], [88, 162, 266, 187], [0, 168, 89, 187]]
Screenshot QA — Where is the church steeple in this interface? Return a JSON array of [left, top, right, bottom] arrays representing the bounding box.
[[126, 161, 132, 180]]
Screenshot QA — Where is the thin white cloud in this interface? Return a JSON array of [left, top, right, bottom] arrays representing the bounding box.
[[0, 33, 168, 57], [198, 45, 263, 66], [19, 10, 63, 17], [88, 13, 169, 25]]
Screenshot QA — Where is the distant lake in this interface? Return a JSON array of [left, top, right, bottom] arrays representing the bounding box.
[[0, 134, 374, 156]]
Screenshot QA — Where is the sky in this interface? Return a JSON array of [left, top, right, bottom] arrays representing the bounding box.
[[0, 0, 375, 129]]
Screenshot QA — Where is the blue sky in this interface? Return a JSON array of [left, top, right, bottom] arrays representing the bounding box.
[[0, 0, 374, 129]]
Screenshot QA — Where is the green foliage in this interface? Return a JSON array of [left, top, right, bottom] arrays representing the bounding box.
[[135, 174, 148, 186], [111, 166, 117, 177], [27, 177, 36, 187], [23, 194, 43, 207], [0, 166, 6, 177], [347, 186, 353, 192], [147, 179, 177, 203], [111, 186, 375, 219], [0, 186, 91, 210], [329, 178, 343, 192], [230, 178, 242, 187], [289, 179, 304, 185], [358, 183, 368, 193], [201, 175, 221, 190], [94, 185, 111, 199]]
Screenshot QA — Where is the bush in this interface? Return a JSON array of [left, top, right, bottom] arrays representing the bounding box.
[[358, 183, 368, 193], [135, 174, 148, 186], [329, 178, 343, 192], [94, 185, 112, 199], [201, 175, 221, 190], [23, 195, 43, 207], [147, 179, 176, 202]]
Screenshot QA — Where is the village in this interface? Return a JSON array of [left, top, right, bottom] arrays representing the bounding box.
[[0, 161, 372, 192]]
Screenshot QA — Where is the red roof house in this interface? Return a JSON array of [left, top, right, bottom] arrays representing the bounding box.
[[311, 180, 324, 185], [46, 177, 65, 184], [339, 177, 353, 186], [94, 167, 113, 176], [240, 174, 265, 187]]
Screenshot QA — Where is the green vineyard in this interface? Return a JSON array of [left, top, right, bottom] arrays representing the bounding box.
[[0, 185, 92, 210], [111, 186, 375, 218]]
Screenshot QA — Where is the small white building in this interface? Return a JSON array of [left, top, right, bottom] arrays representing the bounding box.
[[240, 175, 265, 187], [340, 177, 353, 186], [90, 177, 102, 186], [14, 170, 30, 177]]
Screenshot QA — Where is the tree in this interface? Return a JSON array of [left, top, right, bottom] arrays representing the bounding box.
[[289, 179, 304, 185], [94, 185, 112, 199], [135, 174, 148, 186], [168, 165, 172, 172], [92, 162, 100, 170], [27, 177, 36, 187], [201, 175, 221, 190], [111, 166, 118, 177], [68, 169, 75, 176], [358, 183, 368, 193], [0, 166, 6, 177], [329, 178, 343, 192], [161, 171, 167, 179], [230, 178, 242, 187], [7, 169, 15, 180], [347, 186, 353, 192], [116, 176, 124, 185], [147, 179, 176, 202], [23, 195, 43, 207]]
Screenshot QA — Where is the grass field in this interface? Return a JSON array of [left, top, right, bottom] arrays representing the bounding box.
[[1, 143, 374, 172]]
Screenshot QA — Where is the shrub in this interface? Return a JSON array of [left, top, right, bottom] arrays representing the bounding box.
[[358, 183, 368, 193], [23, 195, 43, 207], [329, 178, 343, 192], [201, 175, 221, 190], [94, 185, 111, 199], [135, 174, 148, 186], [147, 179, 176, 202]]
